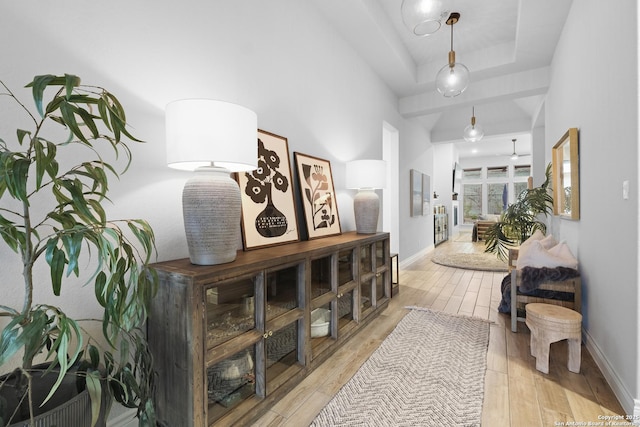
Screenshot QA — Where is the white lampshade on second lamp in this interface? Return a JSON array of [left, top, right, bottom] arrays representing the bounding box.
[[346, 160, 387, 234], [166, 99, 257, 265]]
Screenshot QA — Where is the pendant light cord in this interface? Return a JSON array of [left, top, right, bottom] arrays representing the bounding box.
[[447, 14, 459, 67], [450, 22, 454, 52]]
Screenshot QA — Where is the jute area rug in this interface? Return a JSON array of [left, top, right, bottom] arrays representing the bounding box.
[[311, 307, 490, 427], [431, 251, 508, 272]]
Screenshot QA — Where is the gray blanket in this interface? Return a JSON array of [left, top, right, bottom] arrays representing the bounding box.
[[498, 266, 579, 313]]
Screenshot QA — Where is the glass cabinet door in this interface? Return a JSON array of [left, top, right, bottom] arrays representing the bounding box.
[[375, 240, 388, 303], [338, 249, 354, 286], [360, 244, 373, 275], [265, 321, 300, 390], [207, 345, 256, 423], [375, 240, 386, 270], [376, 271, 387, 303], [310, 302, 333, 358], [337, 288, 354, 329], [310, 255, 332, 299], [205, 276, 258, 349], [266, 264, 300, 321], [360, 277, 373, 313], [360, 244, 374, 314], [263, 263, 304, 395]]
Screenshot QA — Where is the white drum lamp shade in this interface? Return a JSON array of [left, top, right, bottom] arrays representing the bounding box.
[[166, 99, 257, 265], [346, 160, 387, 234]]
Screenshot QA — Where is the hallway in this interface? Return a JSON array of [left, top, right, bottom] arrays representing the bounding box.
[[253, 234, 625, 426]]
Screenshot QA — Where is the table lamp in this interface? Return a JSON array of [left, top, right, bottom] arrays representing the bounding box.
[[166, 99, 257, 265], [346, 159, 387, 234]]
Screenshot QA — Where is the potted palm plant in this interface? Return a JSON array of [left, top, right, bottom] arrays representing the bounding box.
[[484, 163, 553, 261], [0, 74, 158, 426]]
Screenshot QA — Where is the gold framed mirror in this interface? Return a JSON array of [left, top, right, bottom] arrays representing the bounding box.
[[552, 128, 579, 219]]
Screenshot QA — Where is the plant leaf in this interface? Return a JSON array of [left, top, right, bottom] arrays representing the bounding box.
[[16, 129, 31, 145], [33, 137, 47, 189], [60, 101, 88, 144], [88, 344, 100, 369], [10, 158, 30, 202], [45, 241, 67, 295], [0, 214, 24, 253], [41, 313, 83, 405], [74, 106, 100, 139], [0, 316, 26, 365], [64, 74, 81, 100], [27, 74, 57, 117], [86, 370, 102, 427]]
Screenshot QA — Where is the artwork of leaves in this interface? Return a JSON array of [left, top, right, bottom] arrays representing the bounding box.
[[294, 152, 341, 239]]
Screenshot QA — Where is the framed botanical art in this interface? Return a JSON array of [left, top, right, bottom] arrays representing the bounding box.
[[237, 130, 300, 250], [293, 152, 341, 239], [410, 169, 422, 217]]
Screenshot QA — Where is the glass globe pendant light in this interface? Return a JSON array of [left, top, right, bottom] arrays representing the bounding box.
[[401, 0, 449, 37], [435, 12, 469, 97], [463, 106, 484, 142]]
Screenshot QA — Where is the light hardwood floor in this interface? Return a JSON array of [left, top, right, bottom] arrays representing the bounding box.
[[252, 233, 625, 426]]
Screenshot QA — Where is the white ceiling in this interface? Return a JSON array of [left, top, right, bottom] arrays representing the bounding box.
[[309, 0, 573, 159]]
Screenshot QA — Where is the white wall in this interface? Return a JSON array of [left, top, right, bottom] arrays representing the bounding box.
[[544, 0, 639, 413], [0, 0, 434, 379], [399, 124, 434, 259]]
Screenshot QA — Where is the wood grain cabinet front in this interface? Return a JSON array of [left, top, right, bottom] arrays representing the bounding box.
[[148, 232, 390, 426]]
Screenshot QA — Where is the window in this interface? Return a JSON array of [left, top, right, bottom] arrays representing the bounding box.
[[460, 164, 535, 222], [514, 182, 528, 200], [487, 183, 507, 214], [514, 165, 531, 177], [487, 166, 507, 179], [463, 184, 482, 223], [463, 168, 481, 179]]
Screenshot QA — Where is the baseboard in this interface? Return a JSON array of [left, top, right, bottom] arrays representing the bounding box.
[[583, 328, 635, 416], [399, 245, 433, 270]]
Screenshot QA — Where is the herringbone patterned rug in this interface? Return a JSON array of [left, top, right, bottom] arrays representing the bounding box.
[[311, 307, 490, 427]]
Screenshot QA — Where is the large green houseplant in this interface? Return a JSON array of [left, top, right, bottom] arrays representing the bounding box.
[[0, 74, 158, 426], [484, 163, 553, 261]]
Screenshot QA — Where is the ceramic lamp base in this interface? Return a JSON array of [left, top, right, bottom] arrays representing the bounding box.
[[182, 166, 240, 265], [353, 188, 380, 234]]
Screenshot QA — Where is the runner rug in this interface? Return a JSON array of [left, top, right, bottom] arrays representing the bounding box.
[[311, 307, 490, 427]]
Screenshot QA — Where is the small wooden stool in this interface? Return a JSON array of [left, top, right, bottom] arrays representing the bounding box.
[[525, 303, 582, 374]]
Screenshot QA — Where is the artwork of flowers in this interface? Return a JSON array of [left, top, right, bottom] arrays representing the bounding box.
[[237, 130, 299, 250], [294, 152, 341, 239]]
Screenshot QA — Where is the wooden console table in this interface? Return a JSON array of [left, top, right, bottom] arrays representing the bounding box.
[[148, 232, 391, 426]]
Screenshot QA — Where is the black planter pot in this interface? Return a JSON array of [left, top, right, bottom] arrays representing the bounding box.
[[0, 363, 108, 427]]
